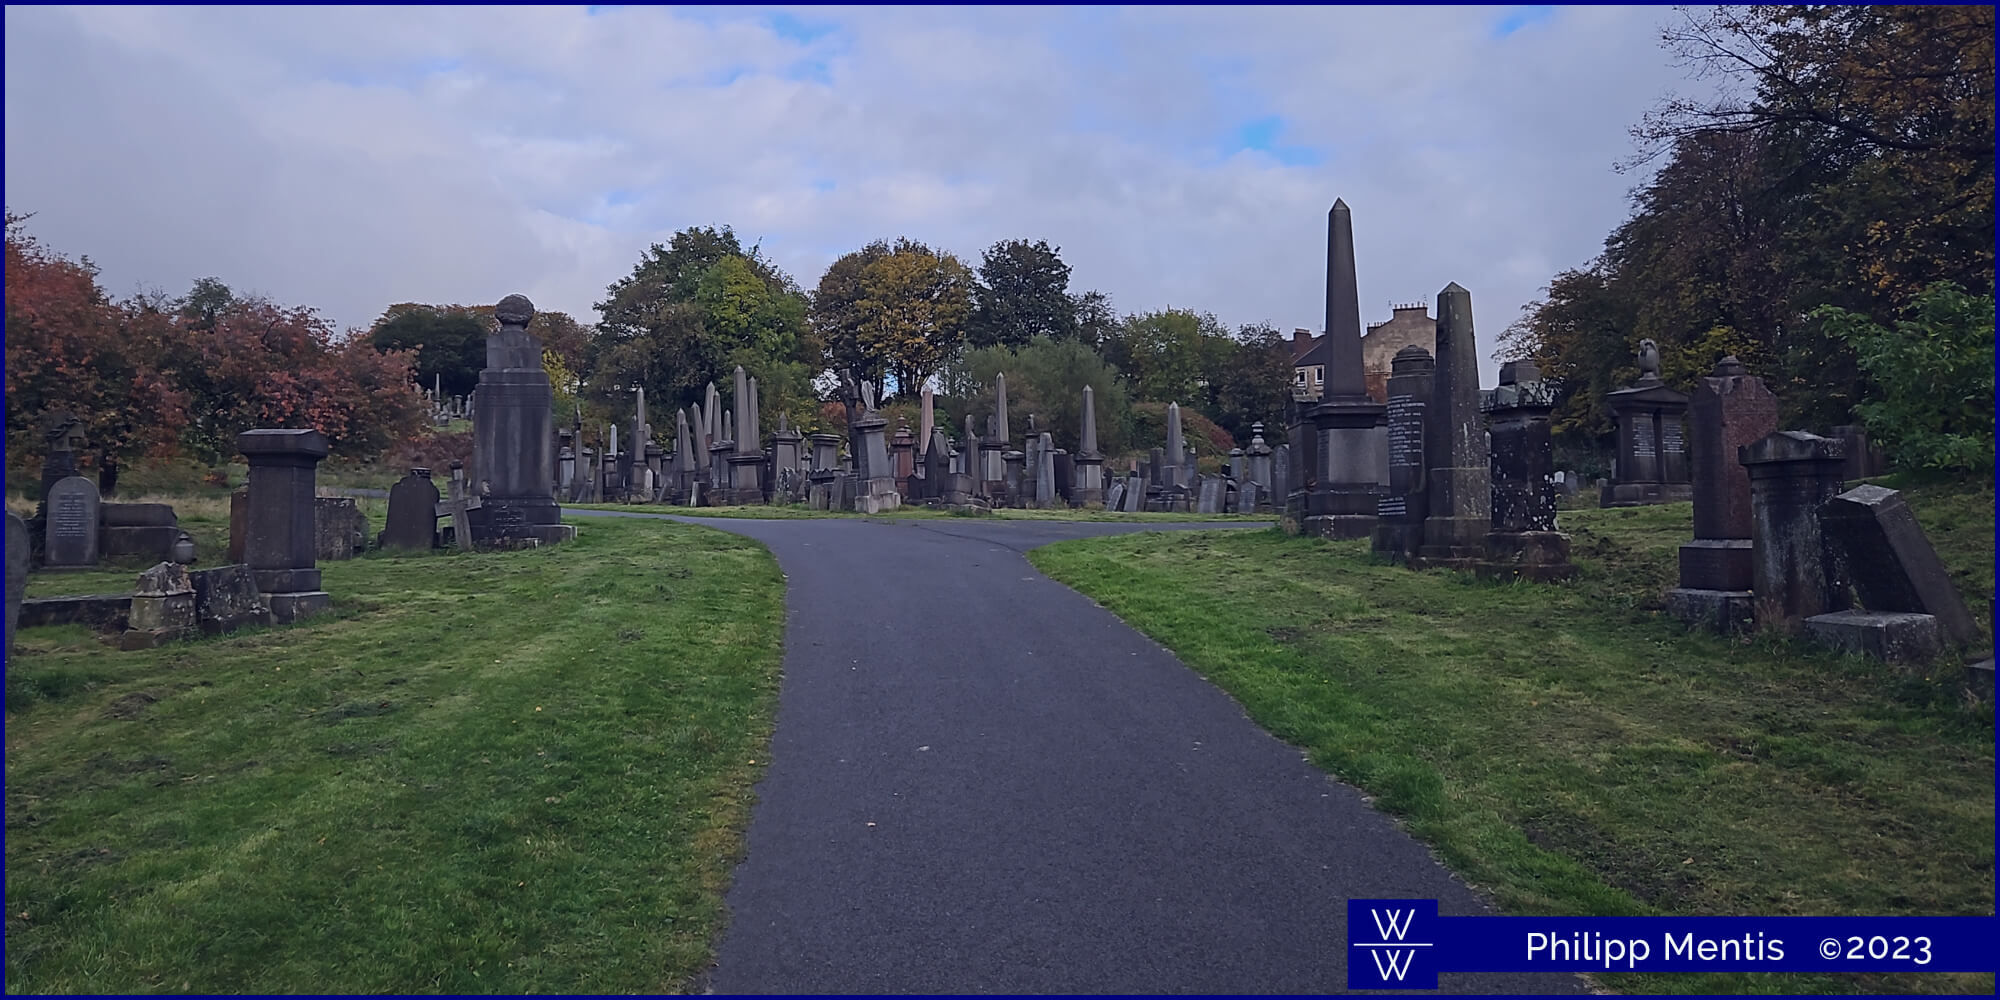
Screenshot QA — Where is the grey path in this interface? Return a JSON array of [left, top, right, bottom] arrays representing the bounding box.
[[568, 510, 1587, 995]]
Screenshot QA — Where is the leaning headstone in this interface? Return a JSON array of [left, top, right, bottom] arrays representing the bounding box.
[[1121, 475, 1145, 513], [1105, 479, 1127, 514], [121, 562, 197, 650], [43, 476, 101, 571], [238, 428, 332, 623], [1669, 356, 1778, 631], [1740, 431, 1847, 632], [1196, 476, 1224, 514], [438, 460, 482, 550], [1821, 485, 1979, 648], [1233, 480, 1260, 515], [382, 469, 441, 551], [6, 513, 26, 657]]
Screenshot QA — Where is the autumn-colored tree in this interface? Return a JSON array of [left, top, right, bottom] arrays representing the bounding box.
[[968, 239, 1076, 349], [4, 211, 187, 487], [811, 238, 974, 399]]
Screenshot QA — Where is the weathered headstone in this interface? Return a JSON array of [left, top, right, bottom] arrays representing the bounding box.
[[6, 512, 26, 658], [1163, 403, 1187, 490], [121, 562, 197, 650], [1479, 360, 1574, 582], [1122, 474, 1145, 513], [1669, 356, 1778, 631], [438, 460, 482, 550], [1371, 345, 1432, 563], [1600, 340, 1692, 507], [190, 564, 270, 636], [1105, 479, 1128, 513], [1196, 476, 1224, 514], [1271, 444, 1291, 519], [1302, 199, 1388, 539], [1233, 480, 1260, 515], [1740, 431, 1847, 632], [1072, 385, 1105, 505], [314, 497, 365, 561], [1803, 610, 1944, 664], [1821, 484, 1978, 647], [383, 469, 441, 551], [470, 295, 574, 545], [1034, 432, 1056, 508], [239, 428, 332, 622], [1416, 283, 1488, 567], [727, 367, 766, 504], [44, 476, 101, 570]]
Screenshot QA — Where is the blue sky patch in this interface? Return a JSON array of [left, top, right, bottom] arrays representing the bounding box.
[[1491, 5, 1556, 38], [1232, 115, 1326, 167]]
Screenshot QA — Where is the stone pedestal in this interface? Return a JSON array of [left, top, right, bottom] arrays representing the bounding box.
[[1001, 450, 1025, 507], [1805, 610, 1942, 664], [238, 428, 331, 623], [1304, 398, 1387, 539], [1741, 431, 1847, 632], [727, 454, 766, 504], [470, 295, 573, 546], [1670, 357, 1777, 631], [1478, 361, 1575, 582], [1371, 346, 1432, 563], [891, 425, 916, 499], [122, 562, 196, 650]]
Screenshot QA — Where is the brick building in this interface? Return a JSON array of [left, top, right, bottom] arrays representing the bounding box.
[[1289, 302, 1435, 404]]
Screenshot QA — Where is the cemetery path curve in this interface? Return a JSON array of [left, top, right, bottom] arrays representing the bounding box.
[[568, 510, 1589, 995]]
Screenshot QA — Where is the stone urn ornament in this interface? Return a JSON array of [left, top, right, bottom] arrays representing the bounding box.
[[171, 531, 197, 564]]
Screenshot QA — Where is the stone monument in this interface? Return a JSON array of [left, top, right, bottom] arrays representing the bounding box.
[[1415, 283, 1488, 568], [238, 428, 331, 622], [1479, 360, 1574, 582], [1740, 431, 1847, 632], [470, 294, 574, 545], [43, 476, 101, 571], [1302, 200, 1387, 538], [1600, 339, 1692, 507], [1668, 357, 1777, 631], [1370, 345, 1432, 563]]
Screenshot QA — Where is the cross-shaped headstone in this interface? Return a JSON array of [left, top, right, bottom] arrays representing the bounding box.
[[435, 460, 482, 550]]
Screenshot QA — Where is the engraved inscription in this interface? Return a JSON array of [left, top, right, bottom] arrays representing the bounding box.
[[1632, 420, 1656, 459], [1662, 420, 1685, 455], [52, 494, 88, 538]]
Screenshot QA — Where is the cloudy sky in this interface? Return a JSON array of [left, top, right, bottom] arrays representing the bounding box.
[[5, 5, 1707, 380]]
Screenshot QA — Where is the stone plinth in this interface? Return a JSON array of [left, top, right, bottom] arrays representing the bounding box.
[[238, 428, 331, 622], [1478, 360, 1574, 582], [101, 503, 180, 562], [1741, 431, 1847, 632], [122, 562, 197, 650], [1805, 610, 1942, 664]]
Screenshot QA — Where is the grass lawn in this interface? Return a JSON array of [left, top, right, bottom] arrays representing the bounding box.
[[1029, 482, 1994, 995], [566, 501, 1271, 523], [5, 516, 785, 993]]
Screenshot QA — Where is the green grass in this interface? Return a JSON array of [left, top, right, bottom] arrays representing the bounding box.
[[567, 501, 1271, 523], [5, 516, 786, 993], [1029, 484, 1994, 995]]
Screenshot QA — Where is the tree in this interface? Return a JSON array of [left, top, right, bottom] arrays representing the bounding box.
[[968, 238, 1076, 349], [1071, 289, 1118, 354], [4, 211, 187, 485], [947, 337, 1133, 458], [593, 225, 815, 418], [811, 238, 973, 399], [368, 304, 490, 398], [1811, 282, 1994, 476], [1201, 323, 1295, 443], [1107, 308, 1225, 404]]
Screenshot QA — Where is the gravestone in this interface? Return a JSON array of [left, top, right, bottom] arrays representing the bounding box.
[[1479, 360, 1574, 582], [6, 512, 26, 657], [1600, 341, 1692, 507], [1105, 479, 1127, 513], [1163, 403, 1187, 489], [101, 503, 180, 561], [1302, 200, 1388, 539], [470, 294, 574, 545], [1740, 431, 1847, 632], [1233, 480, 1260, 515], [314, 497, 365, 561], [438, 460, 482, 550], [1072, 385, 1105, 505], [1821, 484, 1978, 647], [238, 428, 332, 623], [1196, 476, 1224, 514], [1371, 344, 1432, 563], [1416, 283, 1488, 568], [44, 476, 101, 570], [190, 564, 270, 636], [727, 367, 766, 504], [1053, 450, 1073, 506], [1121, 475, 1145, 513], [1669, 356, 1778, 631], [121, 562, 196, 650], [1803, 610, 1943, 664], [383, 469, 441, 551], [1035, 433, 1056, 508], [1271, 444, 1291, 518], [229, 487, 249, 563]]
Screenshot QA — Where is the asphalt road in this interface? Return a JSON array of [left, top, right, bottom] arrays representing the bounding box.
[[570, 510, 1588, 995]]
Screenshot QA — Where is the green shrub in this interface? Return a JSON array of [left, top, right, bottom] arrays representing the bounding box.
[[1812, 282, 1994, 476]]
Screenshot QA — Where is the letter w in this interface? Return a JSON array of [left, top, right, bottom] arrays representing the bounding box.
[[1371, 948, 1417, 981], [1371, 908, 1416, 941]]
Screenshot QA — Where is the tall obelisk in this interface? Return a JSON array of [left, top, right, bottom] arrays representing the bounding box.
[[1304, 199, 1387, 538]]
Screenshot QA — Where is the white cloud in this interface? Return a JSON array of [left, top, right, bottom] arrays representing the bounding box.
[[5, 4, 1701, 383]]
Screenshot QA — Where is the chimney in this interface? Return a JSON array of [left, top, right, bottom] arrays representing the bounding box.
[[1292, 327, 1312, 347]]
